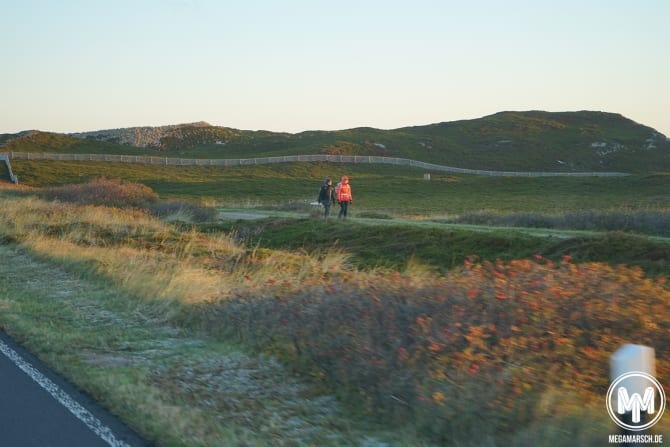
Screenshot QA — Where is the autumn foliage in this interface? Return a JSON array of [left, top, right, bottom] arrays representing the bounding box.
[[208, 256, 670, 442]]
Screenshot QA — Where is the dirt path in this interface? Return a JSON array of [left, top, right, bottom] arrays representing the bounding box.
[[218, 211, 269, 220]]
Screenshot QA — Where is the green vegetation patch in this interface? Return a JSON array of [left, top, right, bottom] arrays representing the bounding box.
[[210, 217, 670, 276], [12, 160, 670, 215], [211, 218, 543, 270]]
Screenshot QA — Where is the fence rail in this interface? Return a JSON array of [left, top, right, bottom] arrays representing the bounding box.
[[0, 151, 630, 177]]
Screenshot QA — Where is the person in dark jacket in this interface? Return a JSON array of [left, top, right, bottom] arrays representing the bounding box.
[[317, 178, 337, 218]]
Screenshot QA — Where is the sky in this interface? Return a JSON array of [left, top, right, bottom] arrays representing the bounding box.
[[1, 0, 669, 136]]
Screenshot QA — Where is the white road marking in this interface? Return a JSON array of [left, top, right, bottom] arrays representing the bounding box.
[[0, 339, 130, 447]]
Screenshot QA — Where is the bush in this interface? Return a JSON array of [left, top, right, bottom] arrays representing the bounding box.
[[44, 178, 158, 207], [201, 256, 670, 444]]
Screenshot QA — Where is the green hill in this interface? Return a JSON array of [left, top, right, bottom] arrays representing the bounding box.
[[1, 130, 151, 155], [3, 111, 669, 172], [395, 111, 670, 172]]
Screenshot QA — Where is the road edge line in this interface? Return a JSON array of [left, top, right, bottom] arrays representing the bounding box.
[[0, 339, 131, 447]]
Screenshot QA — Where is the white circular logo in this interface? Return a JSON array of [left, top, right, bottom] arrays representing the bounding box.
[[606, 371, 666, 431]]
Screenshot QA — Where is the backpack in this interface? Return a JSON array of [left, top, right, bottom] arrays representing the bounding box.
[[318, 185, 328, 202]]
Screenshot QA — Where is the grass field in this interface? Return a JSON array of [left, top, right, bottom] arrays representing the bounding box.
[[11, 159, 670, 214], [1, 155, 670, 445]]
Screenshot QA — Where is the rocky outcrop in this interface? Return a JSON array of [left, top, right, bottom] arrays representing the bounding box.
[[70, 122, 215, 149]]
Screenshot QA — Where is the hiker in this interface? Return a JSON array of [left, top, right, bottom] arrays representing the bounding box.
[[317, 178, 337, 217], [337, 175, 352, 219]]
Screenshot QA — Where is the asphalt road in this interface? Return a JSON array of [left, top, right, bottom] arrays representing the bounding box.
[[0, 331, 148, 447]]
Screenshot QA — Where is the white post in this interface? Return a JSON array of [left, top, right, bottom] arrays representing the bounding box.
[[610, 343, 655, 380], [608, 344, 661, 434]]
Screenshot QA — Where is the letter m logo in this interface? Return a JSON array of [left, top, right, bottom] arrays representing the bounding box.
[[618, 387, 655, 423]]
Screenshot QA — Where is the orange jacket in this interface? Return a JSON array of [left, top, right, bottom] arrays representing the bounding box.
[[337, 177, 352, 202]]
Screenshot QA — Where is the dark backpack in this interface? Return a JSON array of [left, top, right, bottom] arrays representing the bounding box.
[[318, 185, 328, 202], [319, 184, 336, 203]]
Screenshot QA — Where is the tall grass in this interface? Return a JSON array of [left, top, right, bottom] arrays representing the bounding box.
[[0, 186, 346, 306]]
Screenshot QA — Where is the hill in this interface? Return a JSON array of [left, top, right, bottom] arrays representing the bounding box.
[[3, 111, 669, 172]]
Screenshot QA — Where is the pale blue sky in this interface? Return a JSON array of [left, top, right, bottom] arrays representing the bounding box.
[[2, 0, 669, 135]]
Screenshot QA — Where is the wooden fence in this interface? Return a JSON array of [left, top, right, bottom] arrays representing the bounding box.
[[1, 151, 630, 177]]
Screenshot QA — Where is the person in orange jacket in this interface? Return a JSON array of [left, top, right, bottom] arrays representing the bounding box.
[[337, 175, 352, 219]]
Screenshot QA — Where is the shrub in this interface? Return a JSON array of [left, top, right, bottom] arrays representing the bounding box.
[[201, 256, 670, 444], [44, 178, 158, 207]]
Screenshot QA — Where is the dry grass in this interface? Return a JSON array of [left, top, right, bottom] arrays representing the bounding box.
[[0, 192, 398, 446]]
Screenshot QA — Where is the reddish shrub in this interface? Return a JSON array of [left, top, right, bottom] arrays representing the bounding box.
[[203, 257, 670, 443], [45, 178, 158, 207]]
